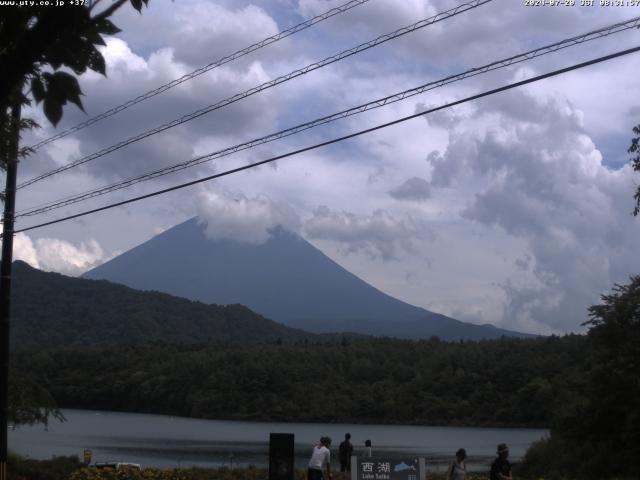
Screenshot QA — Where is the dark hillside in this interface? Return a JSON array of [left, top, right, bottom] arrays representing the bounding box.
[[10, 261, 316, 351]]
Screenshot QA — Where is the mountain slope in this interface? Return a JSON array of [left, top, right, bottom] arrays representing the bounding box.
[[10, 261, 316, 352], [84, 218, 528, 340]]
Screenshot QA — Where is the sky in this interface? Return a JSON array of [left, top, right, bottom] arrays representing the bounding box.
[[8, 0, 640, 335]]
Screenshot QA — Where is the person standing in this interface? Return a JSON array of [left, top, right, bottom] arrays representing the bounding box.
[[490, 443, 512, 480], [339, 433, 354, 472], [446, 448, 467, 480], [364, 439, 372, 458], [308, 436, 332, 480]]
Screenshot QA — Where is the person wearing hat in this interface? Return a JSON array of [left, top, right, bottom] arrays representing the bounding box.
[[446, 448, 467, 480], [490, 443, 512, 480], [308, 436, 332, 480]]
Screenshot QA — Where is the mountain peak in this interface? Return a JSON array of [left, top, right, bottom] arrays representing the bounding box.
[[84, 217, 529, 340]]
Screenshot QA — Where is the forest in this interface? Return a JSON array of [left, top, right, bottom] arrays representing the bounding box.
[[10, 260, 323, 351], [13, 335, 586, 427]]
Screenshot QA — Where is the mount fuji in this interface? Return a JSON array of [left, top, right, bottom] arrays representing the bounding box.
[[84, 218, 528, 340]]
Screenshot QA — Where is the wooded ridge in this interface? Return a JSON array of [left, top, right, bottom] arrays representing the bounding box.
[[13, 335, 587, 427]]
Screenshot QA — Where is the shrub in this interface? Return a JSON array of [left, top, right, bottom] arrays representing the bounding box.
[[7, 453, 84, 480]]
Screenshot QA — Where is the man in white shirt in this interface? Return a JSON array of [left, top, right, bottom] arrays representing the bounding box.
[[308, 436, 332, 480]]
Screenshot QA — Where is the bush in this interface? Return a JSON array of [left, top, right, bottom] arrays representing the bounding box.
[[69, 468, 491, 480], [5, 459, 496, 480], [7, 453, 84, 480]]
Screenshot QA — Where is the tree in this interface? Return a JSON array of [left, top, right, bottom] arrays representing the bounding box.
[[580, 276, 640, 476], [8, 369, 64, 427], [630, 124, 640, 215], [519, 276, 640, 479], [0, 0, 150, 475], [0, 0, 150, 130]]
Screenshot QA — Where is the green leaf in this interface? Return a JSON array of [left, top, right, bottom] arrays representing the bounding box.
[[50, 71, 85, 112], [85, 28, 106, 47], [130, 0, 143, 12], [87, 49, 106, 76], [43, 97, 63, 126], [95, 18, 121, 35], [31, 76, 45, 104], [44, 42, 68, 71], [49, 59, 63, 70], [65, 42, 92, 75]]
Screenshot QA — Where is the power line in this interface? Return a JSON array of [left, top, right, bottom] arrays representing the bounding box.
[[13, 45, 640, 235], [26, 0, 373, 152], [15, 15, 640, 219], [16, 0, 492, 190]]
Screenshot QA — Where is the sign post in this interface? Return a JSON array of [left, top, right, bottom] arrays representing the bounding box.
[[269, 433, 294, 480], [351, 457, 425, 480]]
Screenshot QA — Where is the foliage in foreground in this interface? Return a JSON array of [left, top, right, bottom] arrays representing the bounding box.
[[630, 123, 640, 215], [8, 369, 64, 427], [6, 457, 494, 480], [0, 0, 150, 129], [66, 465, 491, 480], [519, 276, 640, 480], [7, 453, 83, 480]]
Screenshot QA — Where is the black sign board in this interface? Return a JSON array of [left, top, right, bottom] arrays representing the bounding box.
[[269, 433, 294, 480], [351, 457, 425, 480]]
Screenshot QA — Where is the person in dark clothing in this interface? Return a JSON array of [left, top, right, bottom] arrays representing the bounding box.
[[338, 433, 354, 472], [490, 443, 512, 480]]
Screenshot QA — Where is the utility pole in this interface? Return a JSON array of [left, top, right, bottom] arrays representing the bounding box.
[[0, 103, 21, 480]]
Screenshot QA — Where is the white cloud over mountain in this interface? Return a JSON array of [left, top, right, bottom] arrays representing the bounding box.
[[197, 188, 300, 245], [305, 206, 417, 260], [12, 234, 108, 276]]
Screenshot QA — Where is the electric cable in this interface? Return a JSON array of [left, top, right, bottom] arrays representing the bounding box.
[[16, 0, 492, 190], [15, 15, 640, 219], [13, 45, 640, 235], [27, 0, 373, 152]]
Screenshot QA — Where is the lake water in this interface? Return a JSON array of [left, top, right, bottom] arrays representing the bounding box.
[[9, 409, 547, 473]]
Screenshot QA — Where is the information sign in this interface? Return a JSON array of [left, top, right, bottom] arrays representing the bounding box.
[[351, 457, 425, 480]]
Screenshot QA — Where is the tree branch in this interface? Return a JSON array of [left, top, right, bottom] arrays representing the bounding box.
[[92, 0, 128, 22]]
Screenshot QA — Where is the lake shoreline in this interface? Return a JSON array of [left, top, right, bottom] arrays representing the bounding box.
[[9, 409, 546, 472], [57, 407, 550, 430]]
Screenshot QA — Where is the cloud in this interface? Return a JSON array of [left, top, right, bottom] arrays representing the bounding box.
[[299, 0, 435, 35], [171, 3, 280, 67], [12, 233, 108, 276], [296, 0, 618, 72], [113, 0, 282, 68], [20, 34, 280, 187], [419, 103, 465, 130], [425, 89, 640, 332], [13, 234, 39, 268], [388, 176, 431, 201], [196, 187, 300, 244], [304, 206, 416, 260]]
